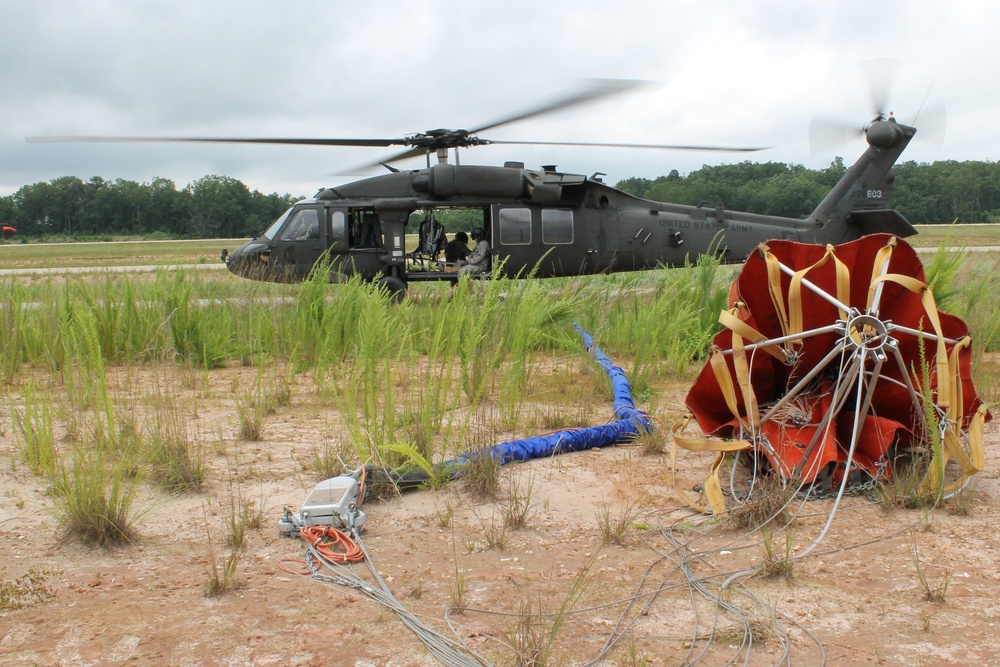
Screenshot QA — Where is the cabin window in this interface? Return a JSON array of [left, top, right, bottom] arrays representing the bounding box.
[[262, 207, 293, 240], [498, 208, 531, 245], [279, 208, 321, 242], [329, 210, 348, 247], [541, 209, 574, 244]]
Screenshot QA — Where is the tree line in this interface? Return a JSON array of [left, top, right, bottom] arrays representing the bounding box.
[[616, 158, 1000, 224], [0, 175, 299, 239], [2, 159, 998, 240]]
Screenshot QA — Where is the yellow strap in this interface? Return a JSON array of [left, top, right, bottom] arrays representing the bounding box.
[[871, 273, 951, 409], [731, 332, 760, 428], [866, 236, 898, 311], [709, 346, 749, 431], [671, 415, 751, 516], [924, 405, 986, 496], [718, 307, 788, 363], [788, 245, 851, 341], [921, 337, 985, 495], [762, 245, 791, 338]]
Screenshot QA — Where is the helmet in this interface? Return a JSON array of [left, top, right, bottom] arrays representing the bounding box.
[[471, 228, 484, 240]]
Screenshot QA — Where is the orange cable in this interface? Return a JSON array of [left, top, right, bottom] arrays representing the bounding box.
[[299, 525, 365, 564], [275, 558, 312, 576]]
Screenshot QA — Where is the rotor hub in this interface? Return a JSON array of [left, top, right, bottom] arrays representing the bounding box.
[[865, 118, 911, 149], [406, 129, 483, 150], [844, 312, 891, 354]]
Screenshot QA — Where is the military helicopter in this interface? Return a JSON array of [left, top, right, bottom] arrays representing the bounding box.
[[29, 78, 918, 299]]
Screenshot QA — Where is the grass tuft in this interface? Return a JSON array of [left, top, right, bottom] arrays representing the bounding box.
[[596, 496, 644, 546], [50, 449, 147, 547], [727, 471, 795, 530]]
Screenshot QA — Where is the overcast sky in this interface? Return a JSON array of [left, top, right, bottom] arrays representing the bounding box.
[[2, 1, 997, 199]]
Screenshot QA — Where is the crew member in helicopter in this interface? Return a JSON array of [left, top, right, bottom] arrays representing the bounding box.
[[444, 231, 471, 263], [458, 228, 490, 277]]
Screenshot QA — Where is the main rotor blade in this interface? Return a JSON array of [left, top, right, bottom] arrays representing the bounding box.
[[341, 146, 430, 175], [486, 139, 769, 152], [469, 78, 649, 135], [26, 135, 407, 148]]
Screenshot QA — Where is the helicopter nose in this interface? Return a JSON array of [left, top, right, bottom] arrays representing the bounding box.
[[221, 245, 245, 276]]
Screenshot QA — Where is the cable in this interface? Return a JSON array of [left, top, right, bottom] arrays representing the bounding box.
[[298, 525, 365, 564], [302, 526, 491, 667]]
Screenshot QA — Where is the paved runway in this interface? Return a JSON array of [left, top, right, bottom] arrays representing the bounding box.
[[0, 263, 227, 277]]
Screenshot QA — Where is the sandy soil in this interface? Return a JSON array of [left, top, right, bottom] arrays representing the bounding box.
[[1, 359, 998, 667]]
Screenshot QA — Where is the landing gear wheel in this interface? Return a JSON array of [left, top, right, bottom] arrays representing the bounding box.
[[676, 234, 989, 515], [375, 275, 407, 303]]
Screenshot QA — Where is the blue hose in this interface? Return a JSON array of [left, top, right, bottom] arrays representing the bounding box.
[[449, 324, 651, 467]]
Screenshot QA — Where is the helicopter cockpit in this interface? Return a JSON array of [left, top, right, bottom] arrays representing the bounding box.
[[222, 200, 492, 288]]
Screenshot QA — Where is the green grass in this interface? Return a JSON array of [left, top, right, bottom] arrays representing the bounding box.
[[0, 225, 990, 272], [4, 235, 1000, 556], [49, 448, 147, 547], [911, 223, 1000, 249], [0, 238, 246, 269]]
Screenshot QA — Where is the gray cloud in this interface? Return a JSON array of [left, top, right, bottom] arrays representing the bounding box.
[[2, 0, 996, 198]]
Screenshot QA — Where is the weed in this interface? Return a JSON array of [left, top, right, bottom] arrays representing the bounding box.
[[923, 242, 966, 309], [9, 383, 59, 476], [381, 440, 449, 488], [203, 475, 264, 596], [223, 486, 267, 549], [404, 578, 423, 599], [49, 448, 147, 547], [905, 526, 951, 603], [436, 501, 455, 528], [503, 474, 536, 531], [477, 510, 509, 551], [449, 558, 468, 611], [634, 417, 667, 456], [506, 597, 551, 667], [727, 471, 795, 530], [948, 476, 980, 516], [144, 389, 205, 493], [757, 524, 794, 581], [0, 568, 60, 611], [502, 557, 592, 667], [301, 439, 354, 480], [235, 389, 267, 441], [596, 496, 644, 546], [877, 449, 937, 512], [622, 637, 652, 667], [203, 504, 243, 597], [461, 450, 502, 500], [0, 282, 26, 383], [711, 618, 773, 646]]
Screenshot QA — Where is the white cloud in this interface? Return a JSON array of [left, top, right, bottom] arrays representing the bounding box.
[[1, 0, 997, 198]]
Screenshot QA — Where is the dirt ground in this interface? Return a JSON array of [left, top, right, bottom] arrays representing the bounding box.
[[1, 359, 998, 667]]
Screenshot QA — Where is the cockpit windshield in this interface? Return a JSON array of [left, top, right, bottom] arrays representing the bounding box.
[[261, 207, 294, 240]]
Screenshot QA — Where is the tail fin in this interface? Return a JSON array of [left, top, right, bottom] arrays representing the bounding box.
[[807, 117, 917, 241]]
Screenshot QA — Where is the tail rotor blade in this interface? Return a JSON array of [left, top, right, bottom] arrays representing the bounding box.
[[809, 116, 862, 155], [862, 58, 900, 121]]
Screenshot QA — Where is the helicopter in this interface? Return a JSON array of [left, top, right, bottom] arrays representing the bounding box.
[[29, 79, 918, 299]]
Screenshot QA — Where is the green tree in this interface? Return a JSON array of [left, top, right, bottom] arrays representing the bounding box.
[[186, 175, 252, 238], [0, 195, 15, 233]]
